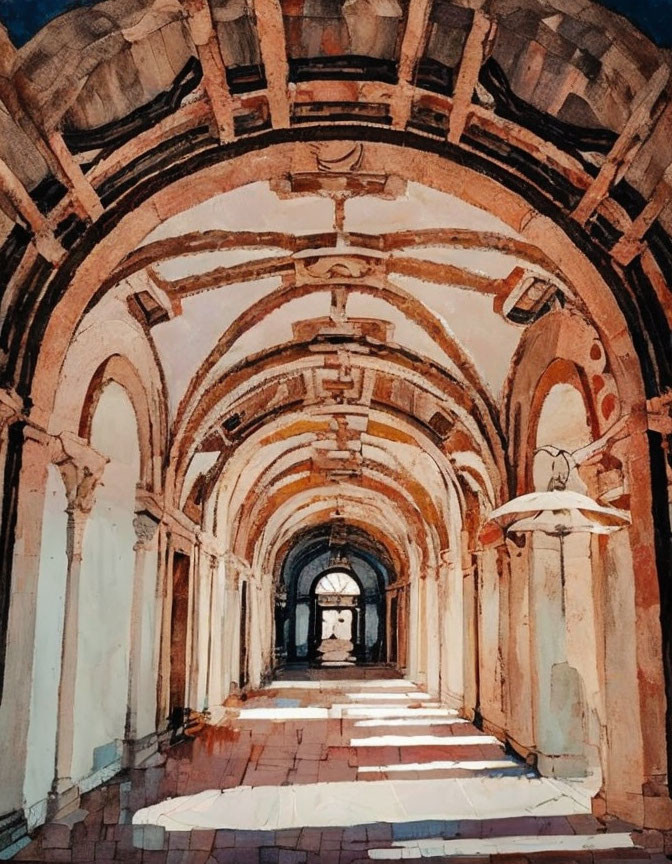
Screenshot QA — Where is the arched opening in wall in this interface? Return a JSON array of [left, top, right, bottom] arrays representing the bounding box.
[[71, 381, 141, 785], [279, 526, 392, 671], [309, 569, 363, 667]]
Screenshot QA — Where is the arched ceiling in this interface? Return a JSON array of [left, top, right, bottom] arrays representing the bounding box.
[[0, 0, 670, 582]]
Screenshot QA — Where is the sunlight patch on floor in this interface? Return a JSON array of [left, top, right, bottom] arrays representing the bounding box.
[[133, 776, 591, 832], [339, 707, 457, 718], [236, 707, 330, 720], [345, 693, 433, 701], [268, 680, 412, 690], [353, 718, 468, 728], [358, 759, 520, 774], [349, 735, 500, 747], [367, 833, 636, 859]]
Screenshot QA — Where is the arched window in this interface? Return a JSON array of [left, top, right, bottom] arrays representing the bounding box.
[[314, 571, 360, 597]]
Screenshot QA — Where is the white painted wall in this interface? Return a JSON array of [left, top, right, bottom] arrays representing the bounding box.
[[23, 465, 68, 828], [71, 383, 140, 782]]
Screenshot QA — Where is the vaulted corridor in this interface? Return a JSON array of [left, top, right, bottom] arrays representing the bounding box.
[[1, 0, 672, 859], [11, 676, 665, 862]]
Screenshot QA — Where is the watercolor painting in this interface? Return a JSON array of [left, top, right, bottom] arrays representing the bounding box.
[[0, 0, 671, 861]]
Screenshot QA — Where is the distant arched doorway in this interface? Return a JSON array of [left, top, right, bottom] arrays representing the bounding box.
[[309, 570, 363, 667], [280, 525, 392, 667]]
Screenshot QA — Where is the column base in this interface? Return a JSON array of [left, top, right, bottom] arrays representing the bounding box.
[[642, 786, 672, 830], [46, 781, 80, 821], [537, 752, 588, 778]]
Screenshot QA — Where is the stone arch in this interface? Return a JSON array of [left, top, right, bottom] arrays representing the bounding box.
[[77, 354, 163, 492]]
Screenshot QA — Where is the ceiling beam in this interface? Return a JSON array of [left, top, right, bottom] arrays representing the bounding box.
[[389, 0, 432, 130], [87, 97, 211, 191], [109, 226, 559, 288], [166, 255, 295, 296], [46, 130, 104, 219], [0, 28, 102, 221], [162, 251, 512, 298], [0, 155, 63, 264], [181, 0, 235, 142], [447, 10, 495, 145], [252, 0, 291, 128], [572, 64, 670, 226], [611, 163, 672, 266], [389, 254, 505, 293]]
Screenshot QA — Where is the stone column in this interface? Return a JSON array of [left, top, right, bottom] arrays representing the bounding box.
[[123, 507, 160, 767], [475, 541, 506, 733], [202, 552, 217, 711], [583, 418, 672, 827], [504, 533, 534, 756], [399, 583, 409, 675], [407, 576, 420, 682], [156, 534, 174, 728], [462, 544, 479, 722], [187, 542, 201, 709], [529, 530, 587, 779], [384, 586, 394, 665], [0, 398, 40, 823], [48, 434, 107, 819], [248, 570, 263, 688], [441, 544, 465, 706], [207, 555, 226, 711], [425, 572, 441, 698], [223, 562, 240, 696]]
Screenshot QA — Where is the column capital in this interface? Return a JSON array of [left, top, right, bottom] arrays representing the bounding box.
[[133, 510, 160, 551], [223, 552, 251, 588], [195, 528, 220, 560], [51, 431, 107, 514]]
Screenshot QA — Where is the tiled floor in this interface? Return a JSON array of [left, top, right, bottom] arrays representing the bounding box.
[[11, 673, 671, 863]]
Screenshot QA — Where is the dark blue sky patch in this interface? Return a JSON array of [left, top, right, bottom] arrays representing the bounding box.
[[599, 0, 672, 48], [0, 0, 671, 48], [0, 0, 95, 47]]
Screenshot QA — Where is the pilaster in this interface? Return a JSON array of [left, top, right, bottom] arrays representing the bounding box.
[[48, 434, 106, 820], [123, 505, 161, 768]]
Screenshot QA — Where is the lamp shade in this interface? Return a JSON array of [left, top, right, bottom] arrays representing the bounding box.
[[489, 490, 631, 536]]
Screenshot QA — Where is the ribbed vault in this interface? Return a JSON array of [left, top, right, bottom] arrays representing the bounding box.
[[0, 0, 671, 847]]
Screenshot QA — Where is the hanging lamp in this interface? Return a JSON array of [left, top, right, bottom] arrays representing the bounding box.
[[489, 447, 630, 537]]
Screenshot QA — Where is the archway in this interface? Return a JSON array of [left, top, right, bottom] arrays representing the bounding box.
[[0, 0, 671, 848], [278, 525, 392, 669], [309, 569, 363, 667]]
